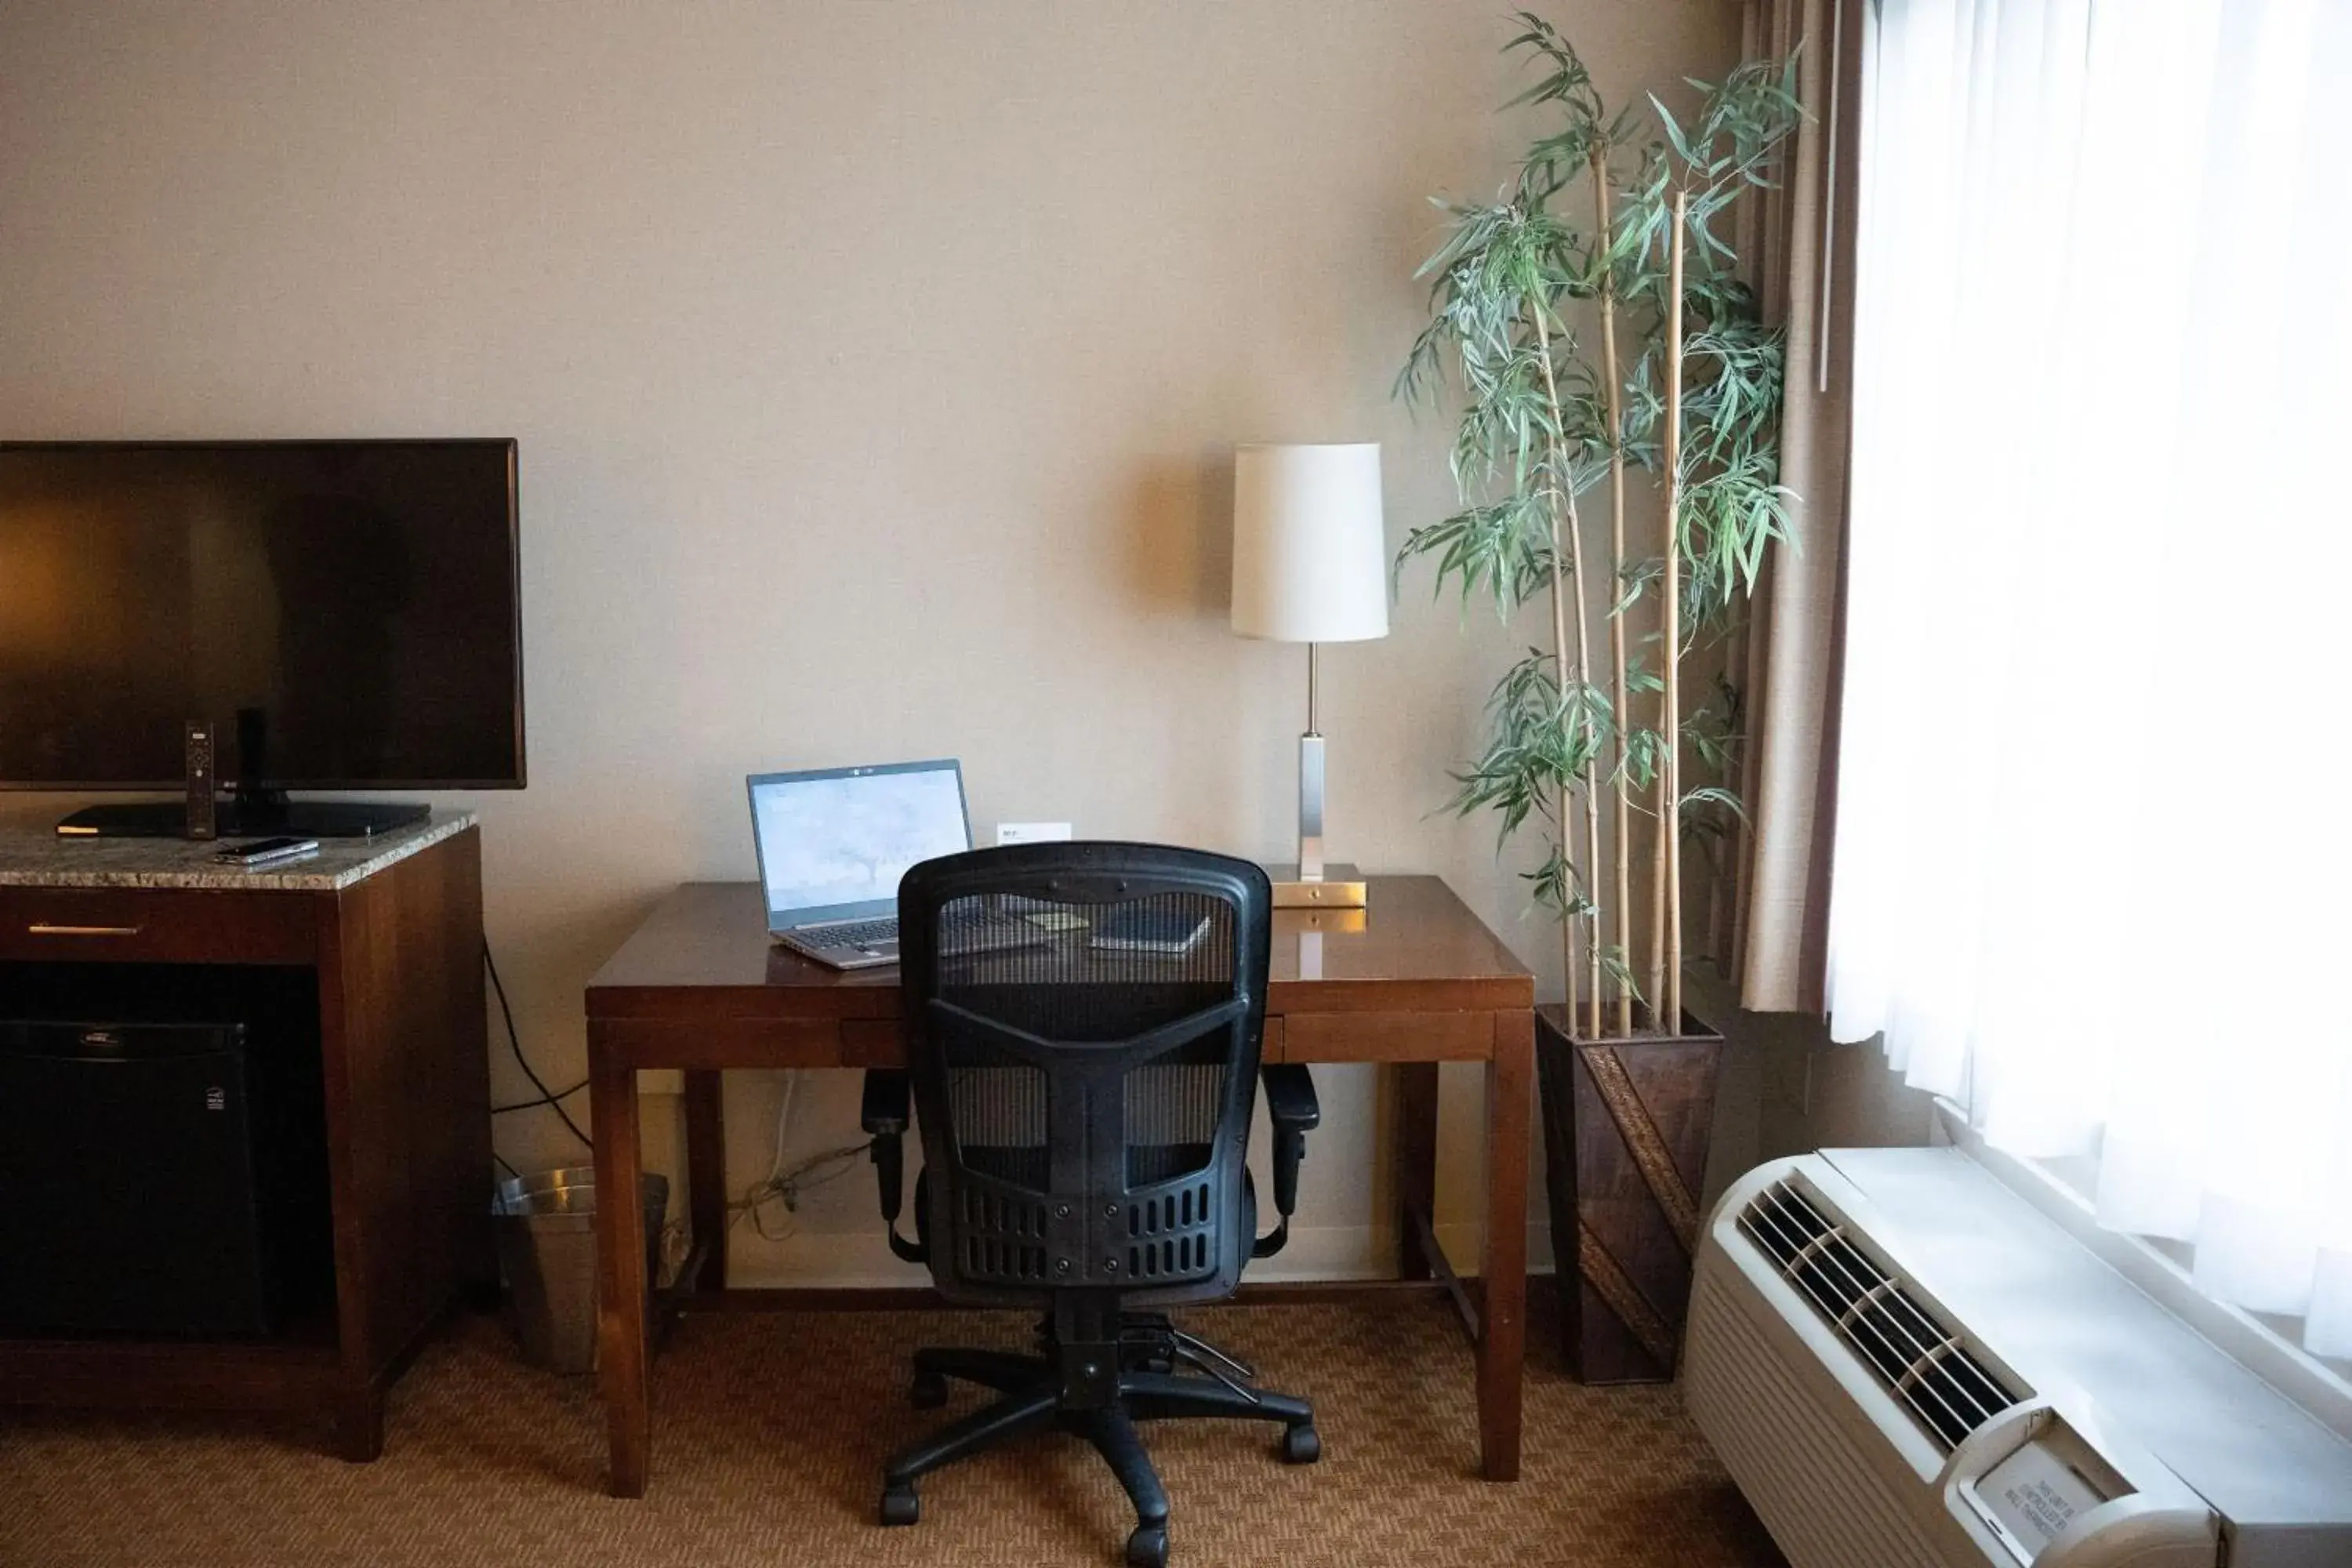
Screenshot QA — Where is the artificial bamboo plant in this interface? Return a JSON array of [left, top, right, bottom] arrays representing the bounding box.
[[1396, 16, 1800, 1039]]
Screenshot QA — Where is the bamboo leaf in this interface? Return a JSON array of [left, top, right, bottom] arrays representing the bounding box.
[[1678, 784, 1749, 826]]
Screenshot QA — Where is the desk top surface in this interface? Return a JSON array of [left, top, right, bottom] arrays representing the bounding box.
[[587, 876, 1533, 1018], [0, 811, 476, 892]]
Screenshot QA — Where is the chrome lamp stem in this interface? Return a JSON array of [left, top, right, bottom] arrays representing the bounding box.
[[1298, 642, 1325, 883]]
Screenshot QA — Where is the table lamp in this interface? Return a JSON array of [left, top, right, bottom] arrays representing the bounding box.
[[1231, 442, 1388, 908]]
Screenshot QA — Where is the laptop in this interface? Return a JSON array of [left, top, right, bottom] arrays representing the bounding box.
[[746, 758, 1044, 970]]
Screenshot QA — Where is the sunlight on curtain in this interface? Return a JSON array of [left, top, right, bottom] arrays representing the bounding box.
[[1828, 0, 2352, 1356]]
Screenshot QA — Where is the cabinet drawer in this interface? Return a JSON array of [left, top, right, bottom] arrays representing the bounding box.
[[0, 887, 317, 965]]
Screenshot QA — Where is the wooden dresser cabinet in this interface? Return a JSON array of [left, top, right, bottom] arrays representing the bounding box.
[[0, 816, 491, 1458]]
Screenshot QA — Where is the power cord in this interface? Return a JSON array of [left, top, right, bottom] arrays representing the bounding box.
[[481, 944, 700, 1283], [483, 942, 592, 1152], [478, 955, 867, 1246], [728, 1069, 869, 1242], [732, 1145, 869, 1243]]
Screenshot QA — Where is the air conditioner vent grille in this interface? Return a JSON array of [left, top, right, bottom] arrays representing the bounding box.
[[1737, 1176, 2025, 1452]]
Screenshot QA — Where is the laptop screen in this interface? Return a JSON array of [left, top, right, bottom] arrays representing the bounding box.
[[747, 759, 971, 927]]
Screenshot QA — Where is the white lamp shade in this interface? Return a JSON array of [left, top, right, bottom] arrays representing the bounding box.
[[1230, 443, 1389, 643]]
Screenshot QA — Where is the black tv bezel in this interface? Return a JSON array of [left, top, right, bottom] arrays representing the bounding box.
[[0, 437, 528, 793]]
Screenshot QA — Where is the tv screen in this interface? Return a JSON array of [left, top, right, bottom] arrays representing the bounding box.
[[0, 440, 523, 789]]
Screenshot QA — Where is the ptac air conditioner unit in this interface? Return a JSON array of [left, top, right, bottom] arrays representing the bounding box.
[[1685, 1149, 2352, 1568]]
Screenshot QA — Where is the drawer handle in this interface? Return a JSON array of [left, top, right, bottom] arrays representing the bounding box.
[[26, 923, 144, 937]]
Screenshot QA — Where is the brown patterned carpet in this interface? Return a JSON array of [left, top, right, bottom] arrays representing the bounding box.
[[1, 1294, 1784, 1568]]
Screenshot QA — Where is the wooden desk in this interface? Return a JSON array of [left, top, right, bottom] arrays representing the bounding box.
[[584, 875, 1535, 1497]]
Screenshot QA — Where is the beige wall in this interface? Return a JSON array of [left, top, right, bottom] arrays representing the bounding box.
[[0, 0, 1744, 1281]]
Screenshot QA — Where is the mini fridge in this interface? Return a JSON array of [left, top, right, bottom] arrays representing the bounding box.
[[0, 1018, 276, 1338]]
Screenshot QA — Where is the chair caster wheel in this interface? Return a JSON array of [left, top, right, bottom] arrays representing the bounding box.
[[1126, 1523, 1169, 1567], [880, 1484, 920, 1526], [909, 1369, 949, 1409], [1281, 1422, 1322, 1465]]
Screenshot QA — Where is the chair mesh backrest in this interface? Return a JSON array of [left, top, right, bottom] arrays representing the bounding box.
[[898, 843, 1271, 1308]]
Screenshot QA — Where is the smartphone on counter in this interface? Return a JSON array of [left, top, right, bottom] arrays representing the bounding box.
[[214, 836, 321, 868]]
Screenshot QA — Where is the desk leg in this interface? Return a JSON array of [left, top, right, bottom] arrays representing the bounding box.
[[1392, 1062, 1439, 1279], [1476, 1011, 1533, 1483], [592, 1048, 652, 1498], [683, 1071, 727, 1293]]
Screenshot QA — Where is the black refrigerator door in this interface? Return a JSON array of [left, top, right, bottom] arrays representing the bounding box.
[[0, 1022, 270, 1338]]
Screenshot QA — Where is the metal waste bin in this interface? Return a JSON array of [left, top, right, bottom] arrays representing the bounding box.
[[492, 1167, 669, 1374]]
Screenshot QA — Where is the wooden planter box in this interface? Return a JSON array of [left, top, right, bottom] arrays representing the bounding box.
[[1535, 1003, 1722, 1384]]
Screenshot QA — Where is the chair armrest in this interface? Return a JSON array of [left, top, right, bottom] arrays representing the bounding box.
[[861, 1070, 926, 1265], [1261, 1063, 1319, 1134], [862, 1069, 910, 1136], [1253, 1065, 1319, 1259]]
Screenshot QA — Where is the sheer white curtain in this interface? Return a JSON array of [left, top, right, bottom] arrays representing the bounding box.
[[1829, 0, 2352, 1356]]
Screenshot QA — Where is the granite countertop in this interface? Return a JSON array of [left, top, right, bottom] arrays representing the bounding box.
[[0, 811, 477, 891]]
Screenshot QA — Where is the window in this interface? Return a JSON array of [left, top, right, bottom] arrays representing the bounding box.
[[1828, 0, 2352, 1359]]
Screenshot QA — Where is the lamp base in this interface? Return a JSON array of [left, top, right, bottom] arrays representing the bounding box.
[[1264, 863, 1367, 909]]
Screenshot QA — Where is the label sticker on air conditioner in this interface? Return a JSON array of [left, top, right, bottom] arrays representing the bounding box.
[[1980, 1437, 2109, 1555]]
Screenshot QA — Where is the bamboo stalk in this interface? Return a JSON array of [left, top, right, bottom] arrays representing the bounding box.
[[1661, 189, 1688, 1036], [1646, 754, 1666, 1028], [1592, 151, 1632, 1040], [1566, 461, 1604, 1043], [1539, 426, 1577, 1033], [1532, 305, 1601, 1036]]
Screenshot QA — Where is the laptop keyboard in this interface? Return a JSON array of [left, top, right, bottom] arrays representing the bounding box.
[[804, 917, 898, 949], [793, 912, 1058, 958]]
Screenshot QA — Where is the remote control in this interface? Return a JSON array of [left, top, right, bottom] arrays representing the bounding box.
[[185, 720, 216, 840]]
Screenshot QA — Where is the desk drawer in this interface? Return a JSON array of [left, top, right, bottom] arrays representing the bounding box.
[[1277, 1011, 1497, 1062], [0, 888, 316, 965]]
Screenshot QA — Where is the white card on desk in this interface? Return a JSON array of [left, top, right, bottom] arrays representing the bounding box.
[[995, 822, 1073, 845]]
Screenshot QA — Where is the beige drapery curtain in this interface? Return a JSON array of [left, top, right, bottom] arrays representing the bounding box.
[[1724, 0, 1864, 1012]]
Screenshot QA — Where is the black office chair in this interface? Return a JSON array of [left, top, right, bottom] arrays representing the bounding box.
[[860, 842, 1320, 1567]]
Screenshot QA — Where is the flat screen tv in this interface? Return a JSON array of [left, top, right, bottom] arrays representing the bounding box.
[[0, 439, 523, 836]]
